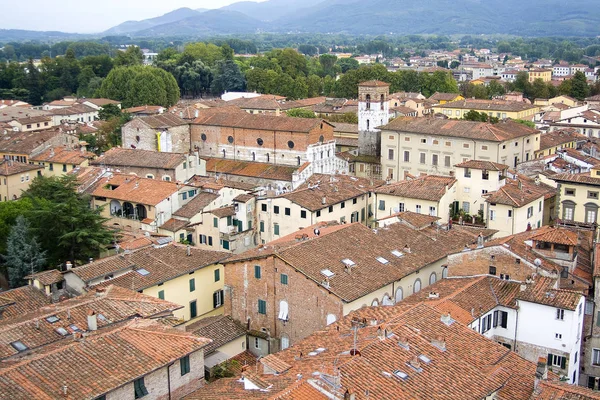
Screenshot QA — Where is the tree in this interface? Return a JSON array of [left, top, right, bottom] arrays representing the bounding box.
[[25, 59, 44, 105], [211, 60, 246, 95], [463, 110, 498, 123], [571, 71, 590, 100], [4, 216, 46, 288], [114, 46, 143, 67], [337, 58, 359, 73], [487, 80, 506, 98], [98, 104, 122, 121], [287, 108, 316, 118], [24, 175, 115, 265], [450, 61, 460, 69]]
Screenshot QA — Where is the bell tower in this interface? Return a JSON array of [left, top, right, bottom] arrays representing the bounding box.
[[358, 80, 390, 157]]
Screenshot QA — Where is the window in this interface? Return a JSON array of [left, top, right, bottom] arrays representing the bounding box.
[[208, 236, 213, 246], [49, 163, 53, 171], [586, 203, 599, 224], [416, 205, 422, 214], [463, 202, 470, 213], [562, 201, 575, 221], [432, 154, 438, 166], [278, 300, 289, 321], [444, 155, 451, 167], [281, 334, 290, 350], [398, 203, 405, 212], [388, 149, 394, 160], [186, 301, 197, 320], [527, 206, 534, 218], [254, 337, 261, 349], [419, 153, 426, 164], [565, 189, 576, 196], [300, 210, 307, 219], [413, 279, 421, 293], [134, 378, 149, 399], [429, 272, 436, 285], [316, 210, 321, 217], [593, 349, 600, 366], [281, 274, 288, 285], [508, 210, 512, 218], [158, 290, 164, 300], [341, 202, 345, 209], [445, 141, 451, 147], [180, 355, 191, 376], [489, 209, 495, 221], [463, 143, 470, 149], [189, 278, 195, 292], [493, 310, 508, 328], [421, 138, 427, 144], [62, 164, 67, 172], [489, 266, 496, 275], [213, 217, 218, 228], [556, 308, 565, 320], [261, 204, 267, 212], [221, 240, 230, 250], [482, 170, 489, 180], [274, 223, 280, 235], [464, 168, 471, 178], [213, 290, 224, 308], [260, 221, 265, 232], [482, 314, 492, 333], [379, 200, 386, 210], [258, 299, 267, 314], [274, 206, 280, 214], [255, 265, 261, 279], [214, 269, 220, 282], [481, 145, 488, 151], [429, 206, 436, 216], [328, 206, 333, 213], [404, 151, 410, 162]]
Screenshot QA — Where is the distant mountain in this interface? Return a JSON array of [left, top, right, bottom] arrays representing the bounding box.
[[133, 10, 263, 37], [220, 0, 325, 21], [103, 7, 202, 35], [0, 29, 90, 42], [275, 0, 600, 36]]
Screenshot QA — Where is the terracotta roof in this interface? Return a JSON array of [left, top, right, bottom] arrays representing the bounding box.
[[48, 103, 96, 116], [0, 286, 52, 320], [91, 173, 179, 205], [261, 354, 292, 374], [382, 118, 539, 142], [134, 113, 187, 128], [228, 222, 494, 302], [539, 129, 587, 151], [0, 108, 50, 123], [0, 128, 75, 156], [438, 99, 538, 112], [485, 176, 557, 207], [91, 148, 186, 170], [533, 381, 600, 399], [210, 205, 236, 218], [530, 227, 578, 246], [83, 98, 120, 107], [586, 94, 600, 102], [428, 92, 461, 102], [188, 175, 258, 191], [30, 146, 94, 165], [552, 171, 600, 186], [194, 112, 329, 133], [159, 218, 189, 232], [226, 95, 283, 111], [0, 285, 183, 359], [374, 175, 456, 201], [173, 192, 220, 218], [124, 105, 164, 114], [330, 122, 358, 134], [87, 244, 228, 291], [23, 270, 63, 286], [284, 96, 327, 109], [392, 211, 441, 229], [391, 105, 418, 115], [0, 318, 210, 400], [455, 160, 509, 171], [0, 160, 42, 176], [233, 193, 254, 203], [203, 157, 298, 182], [186, 315, 246, 354], [281, 174, 382, 211], [358, 80, 390, 87]]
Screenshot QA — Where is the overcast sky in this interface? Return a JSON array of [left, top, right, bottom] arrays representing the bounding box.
[[5, 0, 260, 33]]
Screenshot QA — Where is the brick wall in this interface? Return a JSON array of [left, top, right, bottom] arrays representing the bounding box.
[[122, 119, 190, 153], [225, 256, 343, 351]]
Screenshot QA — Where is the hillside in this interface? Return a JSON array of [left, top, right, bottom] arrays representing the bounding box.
[[220, 0, 325, 21], [103, 7, 203, 35], [133, 10, 264, 37]]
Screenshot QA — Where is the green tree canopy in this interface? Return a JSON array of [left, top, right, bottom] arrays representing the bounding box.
[[286, 108, 316, 118], [4, 215, 46, 288], [114, 46, 143, 67]]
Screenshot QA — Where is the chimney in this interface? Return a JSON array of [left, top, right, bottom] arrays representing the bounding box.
[[322, 196, 327, 205], [431, 335, 446, 351], [65, 261, 73, 270], [344, 389, 356, 400], [520, 283, 527, 292], [403, 244, 411, 253], [186, 245, 191, 256], [409, 356, 421, 370], [398, 336, 409, 348], [195, 109, 199, 118], [87, 310, 97, 331], [95, 287, 106, 296], [535, 357, 548, 389]]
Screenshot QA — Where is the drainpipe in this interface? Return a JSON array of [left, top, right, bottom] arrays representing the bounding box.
[[167, 362, 173, 400], [514, 302, 520, 352]]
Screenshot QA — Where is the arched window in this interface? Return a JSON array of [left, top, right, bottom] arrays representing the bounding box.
[[162, 176, 171, 181], [366, 94, 371, 110], [585, 202, 598, 224], [371, 299, 379, 306], [562, 200, 576, 221], [326, 314, 337, 325], [442, 266, 448, 279], [281, 334, 289, 350], [382, 294, 393, 306], [395, 287, 403, 303], [429, 272, 437, 285], [380, 94, 385, 110], [413, 278, 422, 293], [278, 300, 288, 321]]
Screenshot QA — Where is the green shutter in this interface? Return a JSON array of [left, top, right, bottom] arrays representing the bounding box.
[[190, 300, 197, 318], [180, 355, 190, 376], [255, 265, 261, 279], [260, 221, 264, 232], [213, 217, 218, 228], [189, 278, 195, 292], [214, 268, 220, 282], [281, 274, 288, 285], [158, 290, 164, 300], [274, 224, 280, 235], [258, 299, 266, 314], [561, 356, 566, 369]]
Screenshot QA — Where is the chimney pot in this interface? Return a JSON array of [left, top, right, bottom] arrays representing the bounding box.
[[87, 310, 97, 331]]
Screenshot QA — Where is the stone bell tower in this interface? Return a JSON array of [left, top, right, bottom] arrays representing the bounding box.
[[358, 80, 390, 157]]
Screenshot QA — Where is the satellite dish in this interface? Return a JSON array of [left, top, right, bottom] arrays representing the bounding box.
[[534, 258, 542, 267], [314, 229, 321, 236]]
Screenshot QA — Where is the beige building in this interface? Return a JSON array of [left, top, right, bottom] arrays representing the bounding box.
[[0, 161, 43, 201], [373, 175, 457, 222], [453, 160, 509, 218], [380, 118, 540, 181], [257, 174, 379, 243], [551, 166, 600, 225], [432, 99, 540, 120], [30, 146, 94, 177]]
